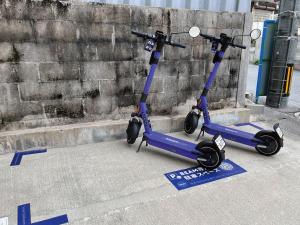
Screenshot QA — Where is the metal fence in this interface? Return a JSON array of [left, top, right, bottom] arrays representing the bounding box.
[[82, 0, 251, 12]]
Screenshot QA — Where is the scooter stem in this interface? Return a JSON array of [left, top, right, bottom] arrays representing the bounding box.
[[203, 51, 224, 91], [139, 51, 161, 134], [199, 51, 225, 124]]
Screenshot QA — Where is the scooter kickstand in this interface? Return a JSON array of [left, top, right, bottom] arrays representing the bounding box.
[[196, 127, 205, 141], [137, 136, 146, 153]]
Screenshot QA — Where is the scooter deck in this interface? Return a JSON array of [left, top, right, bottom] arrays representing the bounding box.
[[203, 123, 260, 147], [144, 131, 201, 160]]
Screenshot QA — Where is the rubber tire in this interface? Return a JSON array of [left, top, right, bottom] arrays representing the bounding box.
[[197, 143, 223, 170], [255, 132, 281, 156], [126, 118, 141, 144], [184, 111, 199, 134]]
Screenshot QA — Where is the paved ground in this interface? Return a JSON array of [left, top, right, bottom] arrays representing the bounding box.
[[1, 121, 300, 225], [247, 64, 300, 107]]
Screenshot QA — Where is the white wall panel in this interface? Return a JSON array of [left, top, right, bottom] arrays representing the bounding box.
[[86, 0, 252, 12]]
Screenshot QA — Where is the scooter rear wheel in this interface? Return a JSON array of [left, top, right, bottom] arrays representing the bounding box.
[[126, 118, 141, 144], [196, 143, 223, 170], [184, 111, 199, 134], [255, 133, 281, 156]]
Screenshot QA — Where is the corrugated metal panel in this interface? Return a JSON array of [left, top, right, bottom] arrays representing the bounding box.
[[82, 0, 251, 12]]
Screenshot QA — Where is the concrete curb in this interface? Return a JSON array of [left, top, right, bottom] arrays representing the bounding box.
[[0, 108, 250, 154]]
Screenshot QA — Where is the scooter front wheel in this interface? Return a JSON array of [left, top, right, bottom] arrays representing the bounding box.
[[184, 111, 199, 134], [255, 133, 281, 156], [126, 118, 142, 144], [196, 143, 224, 170]]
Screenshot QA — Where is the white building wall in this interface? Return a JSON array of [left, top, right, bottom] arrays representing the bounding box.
[[82, 0, 251, 12]]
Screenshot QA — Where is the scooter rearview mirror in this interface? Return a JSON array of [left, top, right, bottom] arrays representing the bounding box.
[[250, 29, 261, 40], [189, 26, 200, 38]]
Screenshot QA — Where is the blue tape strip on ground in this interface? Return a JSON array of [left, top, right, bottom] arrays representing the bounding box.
[[11, 153, 22, 166], [235, 122, 263, 131], [18, 204, 31, 225], [164, 159, 246, 190], [18, 204, 68, 225], [11, 149, 47, 166], [22, 149, 47, 156], [32, 215, 69, 225]]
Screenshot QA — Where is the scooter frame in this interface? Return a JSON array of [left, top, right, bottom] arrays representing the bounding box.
[[128, 30, 225, 168], [188, 33, 283, 154]]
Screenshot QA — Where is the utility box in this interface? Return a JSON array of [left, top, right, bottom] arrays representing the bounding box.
[[266, 0, 299, 108], [256, 20, 277, 102]]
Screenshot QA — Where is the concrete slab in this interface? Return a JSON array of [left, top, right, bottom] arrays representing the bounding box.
[[0, 121, 299, 225], [245, 102, 265, 115], [247, 64, 300, 108], [0, 108, 250, 154]]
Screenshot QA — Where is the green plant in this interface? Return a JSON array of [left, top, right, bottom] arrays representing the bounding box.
[[254, 59, 260, 65]]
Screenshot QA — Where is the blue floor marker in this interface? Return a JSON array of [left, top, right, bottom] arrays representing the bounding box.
[[235, 122, 263, 131], [18, 204, 68, 225], [11, 149, 47, 166], [165, 159, 246, 190]]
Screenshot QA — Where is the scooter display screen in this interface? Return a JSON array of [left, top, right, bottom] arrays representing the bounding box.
[[275, 126, 283, 138], [144, 39, 155, 51], [214, 135, 226, 150]]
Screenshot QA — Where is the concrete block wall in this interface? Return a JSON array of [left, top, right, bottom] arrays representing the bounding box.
[[0, 0, 250, 131]]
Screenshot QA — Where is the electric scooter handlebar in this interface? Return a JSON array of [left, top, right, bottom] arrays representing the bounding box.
[[132, 30, 186, 48], [231, 43, 246, 49], [131, 30, 156, 40], [200, 33, 246, 49], [166, 41, 186, 48], [200, 33, 217, 41]]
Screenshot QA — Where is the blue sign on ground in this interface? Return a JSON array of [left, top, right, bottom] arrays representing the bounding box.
[[11, 149, 47, 166], [164, 159, 246, 190], [18, 203, 68, 225]]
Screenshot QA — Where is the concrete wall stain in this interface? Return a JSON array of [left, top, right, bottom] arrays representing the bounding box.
[[84, 89, 100, 98], [11, 45, 20, 62]]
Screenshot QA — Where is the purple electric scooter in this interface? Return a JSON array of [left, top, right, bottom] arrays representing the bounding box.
[[126, 30, 226, 170], [184, 27, 283, 156]]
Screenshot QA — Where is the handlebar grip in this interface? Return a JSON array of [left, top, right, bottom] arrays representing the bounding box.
[[232, 43, 246, 49], [131, 30, 155, 40], [200, 33, 215, 40], [169, 42, 186, 48], [131, 30, 147, 38]]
